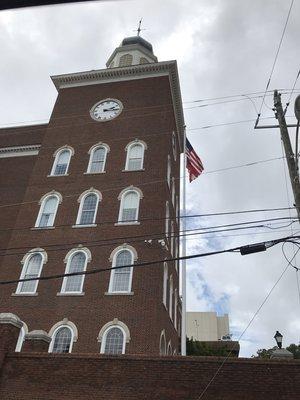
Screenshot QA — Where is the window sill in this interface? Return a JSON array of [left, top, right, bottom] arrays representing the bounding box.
[[12, 292, 38, 296], [31, 226, 55, 230], [57, 292, 85, 296], [84, 171, 106, 175], [105, 292, 134, 296], [47, 174, 69, 177], [114, 222, 140, 226], [72, 224, 97, 228], [122, 169, 145, 173]]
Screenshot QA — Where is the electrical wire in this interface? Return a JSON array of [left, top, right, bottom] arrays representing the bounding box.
[[284, 68, 300, 114], [0, 235, 298, 286], [196, 240, 300, 400], [0, 217, 297, 257], [258, 0, 295, 116]]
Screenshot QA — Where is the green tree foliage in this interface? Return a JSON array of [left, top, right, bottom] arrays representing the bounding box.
[[186, 337, 229, 357], [252, 343, 300, 359]]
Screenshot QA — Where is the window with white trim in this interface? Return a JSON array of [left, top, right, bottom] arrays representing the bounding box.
[[125, 143, 144, 171], [170, 221, 174, 257], [172, 132, 177, 161], [174, 289, 178, 329], [167, 155, 171, 187], [167, 341, 172, 355], [169, 275, 173, 320], [165, 201, 169, 240], [35, 194, 60, 228], [50, 326, 73, 353], [109, 249, 133, 293], [159, 331, 166, 355], [61, 251, 87, 293], [51, 148, 72, 176], [87, 145, 107, 173], [163, 262, 168, 306], [16, 252, 44, 294], [76, 192, 99, 225], [171, 177, 175, 207], [118, 190, 140, 223], [119, 53, 133, 67], [101, 326, 125, 354], [15, 326, 26, 352]]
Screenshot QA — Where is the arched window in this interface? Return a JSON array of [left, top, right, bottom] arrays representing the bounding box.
[[118, 189, 140, 223], [171, 177, 175, 206], [16, 251, 45, 294], [174, 289, 178, 329], [51, 148, 72, 176], [140, 57, 149, 64], [49, 326, 73, 353], [125, 142, 145, 171], [163, 262, 168, 306], [35, 193, 61, 228], [61, 250, 89, 294], [101, 326, 126, 354], [15, 325, 26, 352], [167, 341, 172, 355], [76, 191, 100, 225], [119, 53, 133, 67], [169, 275, 173, 320], [170, 221, 174, 257], [109, 249, 134, 293], [87, 145, 108, 173], [172, 131, 177, 161], [167, 155, 171, 187], [159, 330, 166, 355], [165, 201, 169, 239]]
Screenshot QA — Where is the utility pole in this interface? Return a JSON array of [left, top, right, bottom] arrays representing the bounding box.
[[273, 90, 300, 221], [254, 90, 300, 221]]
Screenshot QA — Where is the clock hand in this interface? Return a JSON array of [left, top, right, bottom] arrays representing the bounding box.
[[103, 106, 120, 112]]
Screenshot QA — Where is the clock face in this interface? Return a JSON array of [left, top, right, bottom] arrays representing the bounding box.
[[90, 99, 123, 121]]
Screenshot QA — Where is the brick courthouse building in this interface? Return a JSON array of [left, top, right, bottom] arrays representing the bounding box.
[[1, 36, 300, 399]]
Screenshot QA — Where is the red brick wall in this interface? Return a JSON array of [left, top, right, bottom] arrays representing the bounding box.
[[0, 75, 181, 355], [1, 352, 299, 400]]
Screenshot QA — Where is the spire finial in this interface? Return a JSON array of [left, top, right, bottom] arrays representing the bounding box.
[[134, 18, 144, 36]]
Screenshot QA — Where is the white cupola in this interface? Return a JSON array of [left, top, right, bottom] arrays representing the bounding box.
[[106, 36, 158, 68]]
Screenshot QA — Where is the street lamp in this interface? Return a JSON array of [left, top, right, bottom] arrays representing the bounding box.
[[274, 331, 283, 349]]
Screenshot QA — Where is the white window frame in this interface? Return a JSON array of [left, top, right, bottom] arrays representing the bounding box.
[[174, 289, 178, 329], [60, 248, 91, 294], [124, 140, 147, 171], [15, 324, 27, 352], [108, 248, 135, 294], [170, 221, 175, 257], [48, 325, 74, 353], [163, 262, 168, 307], [86, 143, 109, 174], [169, 275, 173, 320], [172, 131, 177, 161], [167, 155, 171, 188], [171, 177, 175, 207], [35, 192, 62, 228], [50, 146, 73, 176], [75, 189, 101, 226], [16, 249, 47, 294], [117, 187, 142, 224], [165, 201, 169, 240], [100, 325, 126, 354], [159, 330, 166, 355]]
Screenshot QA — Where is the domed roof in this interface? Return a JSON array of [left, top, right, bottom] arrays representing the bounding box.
[[121, 36, 153, 53]]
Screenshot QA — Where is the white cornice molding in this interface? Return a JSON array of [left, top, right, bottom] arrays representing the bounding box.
[[0, 144, 40, 158], [51, 61, 185, 151]]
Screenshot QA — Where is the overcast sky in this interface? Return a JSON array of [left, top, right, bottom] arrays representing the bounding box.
[[1, 0, 300, 357]]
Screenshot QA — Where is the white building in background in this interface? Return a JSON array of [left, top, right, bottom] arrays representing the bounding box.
[[187, 312, 230, 341]]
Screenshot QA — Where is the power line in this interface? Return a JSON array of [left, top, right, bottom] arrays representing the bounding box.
[[1, 234, 298, 286], [197, 240, 300, 399], [0, 217, 297, 257], [284, 68, 300, 114], [258, 0, 295, 115]]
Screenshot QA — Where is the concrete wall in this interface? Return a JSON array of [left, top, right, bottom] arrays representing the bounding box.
[[187, 312, 229, 341]]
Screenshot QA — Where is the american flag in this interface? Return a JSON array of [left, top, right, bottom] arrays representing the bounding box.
[[186, 138, 204, 182]]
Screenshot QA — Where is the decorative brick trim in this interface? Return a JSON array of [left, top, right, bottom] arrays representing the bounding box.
[[0, 145, 40, 158]]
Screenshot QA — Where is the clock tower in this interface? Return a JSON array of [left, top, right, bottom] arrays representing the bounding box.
[[0, 35, 185, 356]]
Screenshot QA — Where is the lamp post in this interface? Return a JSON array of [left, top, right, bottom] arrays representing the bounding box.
[[274, 331, 283, 349]]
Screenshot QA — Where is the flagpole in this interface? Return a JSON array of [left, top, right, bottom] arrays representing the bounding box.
[[181, 126, 187, 356]]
